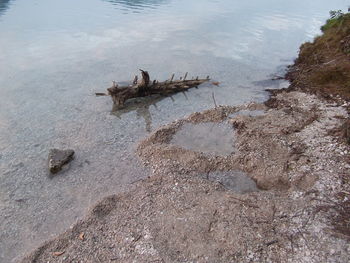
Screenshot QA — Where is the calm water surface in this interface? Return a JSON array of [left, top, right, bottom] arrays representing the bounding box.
[[0, 0, 348, 261]]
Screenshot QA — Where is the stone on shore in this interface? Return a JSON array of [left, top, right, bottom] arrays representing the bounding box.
[[48, 149, 75, 174]]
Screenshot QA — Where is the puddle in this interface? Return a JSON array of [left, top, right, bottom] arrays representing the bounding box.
[[170, 122, 235, 156], [229, 109, 265, 118], [203, 171, 258, 194]]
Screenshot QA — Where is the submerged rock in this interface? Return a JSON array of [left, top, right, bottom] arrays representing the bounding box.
[[48, 149, 75, 174]]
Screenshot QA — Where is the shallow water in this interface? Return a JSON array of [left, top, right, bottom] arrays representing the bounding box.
[[203, 171, 258, 194], [0, 0, 348, 261], [229, 109, 265, 118], [170, 122, 235, 156]]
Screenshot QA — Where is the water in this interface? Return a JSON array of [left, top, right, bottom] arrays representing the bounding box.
[[203, 171, 258, 194], [0, 0, 348, 261], [170, 122, 235, 156], [229, 109, 265, 118]]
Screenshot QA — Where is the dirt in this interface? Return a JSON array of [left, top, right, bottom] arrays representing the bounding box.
[[20, 90, 350, 263]]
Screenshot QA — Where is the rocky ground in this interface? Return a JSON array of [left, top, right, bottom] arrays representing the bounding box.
[[21, 90, 350, 263]]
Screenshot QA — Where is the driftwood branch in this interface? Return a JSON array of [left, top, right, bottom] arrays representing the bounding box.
[[96, 70, 210, 107]]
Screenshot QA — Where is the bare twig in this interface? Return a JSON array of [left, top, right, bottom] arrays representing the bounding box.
[[212, 92, 218, 108]]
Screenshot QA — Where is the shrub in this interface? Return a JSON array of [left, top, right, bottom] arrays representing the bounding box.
[[321, 10, 346, 32]]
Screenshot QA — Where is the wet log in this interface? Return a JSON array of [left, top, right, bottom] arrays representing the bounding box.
[[96, 70, 210, 107]]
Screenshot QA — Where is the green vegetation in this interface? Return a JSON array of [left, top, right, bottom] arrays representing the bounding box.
[[321, 10, 350, 32]]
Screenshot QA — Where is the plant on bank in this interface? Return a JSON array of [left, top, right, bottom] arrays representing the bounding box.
[[321, 8, 350, 32]]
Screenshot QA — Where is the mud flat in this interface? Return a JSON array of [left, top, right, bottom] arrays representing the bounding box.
[[21, 89, 350, 263]]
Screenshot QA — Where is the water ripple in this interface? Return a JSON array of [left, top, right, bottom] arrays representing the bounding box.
[[102, 0, 169, 13], [0, 0, 12, 18]]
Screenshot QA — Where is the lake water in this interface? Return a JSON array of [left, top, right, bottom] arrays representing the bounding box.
[[0, 0, 348, 261]]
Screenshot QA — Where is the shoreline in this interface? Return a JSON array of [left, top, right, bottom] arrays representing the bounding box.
[[21, 90, 349, 263], [20, 13, 350, 263]]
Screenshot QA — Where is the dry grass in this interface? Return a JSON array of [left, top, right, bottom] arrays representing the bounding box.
[[332, 197, 350, 240], [317, 190, 350, 241]]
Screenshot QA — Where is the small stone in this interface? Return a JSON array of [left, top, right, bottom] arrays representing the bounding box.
[[79, 232, 85, 240], [48, 149, 75, 174], [52, 251, 65, 257]]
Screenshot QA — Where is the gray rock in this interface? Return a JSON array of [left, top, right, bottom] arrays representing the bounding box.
[[48, 149, 75, 174]]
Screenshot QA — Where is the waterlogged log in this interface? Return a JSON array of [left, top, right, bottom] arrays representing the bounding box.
[[96, 70, 210, 107]]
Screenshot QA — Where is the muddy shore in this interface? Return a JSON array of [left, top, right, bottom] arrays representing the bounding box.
[[20, 14, 350, 263], [20, 92, 350, 263]]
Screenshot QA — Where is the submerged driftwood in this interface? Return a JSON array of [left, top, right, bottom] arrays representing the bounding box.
[[96, 70, 210, 107]]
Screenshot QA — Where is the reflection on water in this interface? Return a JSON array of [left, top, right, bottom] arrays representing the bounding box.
[[103, 0, 169, 12], [112, 95, 165, 132], [0, 0, 11, 17], [252, 78, 289, 89], [0, 0, 348, 262], [112, 92, 190, 132], [171, 122, 235, 156]]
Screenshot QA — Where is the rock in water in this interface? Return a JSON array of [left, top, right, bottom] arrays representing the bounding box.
[[48, 149, 75, 174]]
